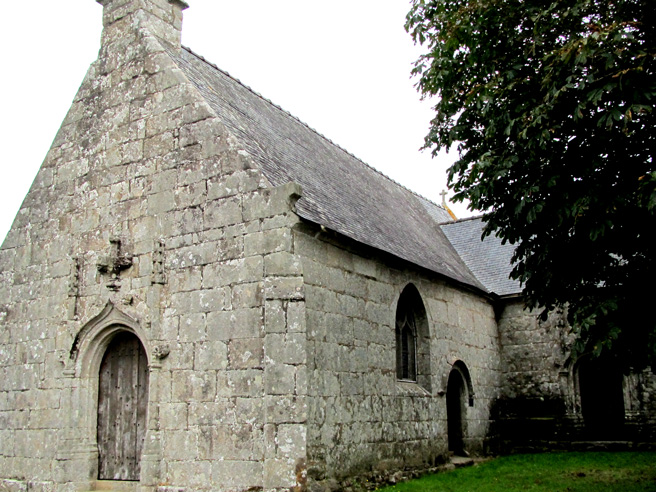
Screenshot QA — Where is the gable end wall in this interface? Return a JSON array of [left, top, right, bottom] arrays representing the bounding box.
[[0, 15, 308, 492]]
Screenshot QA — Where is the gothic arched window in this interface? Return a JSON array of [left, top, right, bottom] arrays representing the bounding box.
[[396, 303, 417, 381], [395, 284, 429, 386]]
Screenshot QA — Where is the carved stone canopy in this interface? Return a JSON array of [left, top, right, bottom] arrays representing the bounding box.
[[68, 300, 147, 377]]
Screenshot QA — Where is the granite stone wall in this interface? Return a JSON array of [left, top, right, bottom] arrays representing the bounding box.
[[7, 0, 653, 490], [296, 228, 500, 489], [0, 1, 307, 490], [496, 299, 656, 448], [497, 301, 570, 403], [494, 301, 573, 447], [0, 1, 504, 490]]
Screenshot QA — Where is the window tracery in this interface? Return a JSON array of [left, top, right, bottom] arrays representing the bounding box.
[[395, 284, 429, 387]]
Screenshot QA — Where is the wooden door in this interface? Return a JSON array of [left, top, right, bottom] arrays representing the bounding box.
[[97, 332, 149, 481]]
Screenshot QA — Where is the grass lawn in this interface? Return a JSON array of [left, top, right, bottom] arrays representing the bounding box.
[[376, 452, 656, 492]]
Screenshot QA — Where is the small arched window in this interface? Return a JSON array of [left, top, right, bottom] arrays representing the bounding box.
[[395, 284, 429, 386], [396, 304, 417, 381]]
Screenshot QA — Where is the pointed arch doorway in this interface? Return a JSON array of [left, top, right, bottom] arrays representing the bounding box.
[[447, 369, 466, 455], [446, 362, 473, 456], [97, 331, 149, 481]]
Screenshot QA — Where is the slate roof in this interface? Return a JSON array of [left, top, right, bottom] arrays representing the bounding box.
[[169, 46, 486, 291], [440, 217, 522, 296]]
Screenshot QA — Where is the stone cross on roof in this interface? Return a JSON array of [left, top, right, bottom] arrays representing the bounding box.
[[440, 189, 448, 207]]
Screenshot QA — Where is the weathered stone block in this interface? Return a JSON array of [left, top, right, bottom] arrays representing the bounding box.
[[244, 228, 293, 257], [264, 457, 299, 489], [210, 423, 262, 461], [202, 196, 243, 230], [161, 207, 204, 237], [265, 363, 297, 395], [233, 397, 265, 425], [172, 370, 216, 402], [207, 308, 263, 340], [242, 182, 301, 222], [207, 170, 264, 200], [228, 338, 264, 370], [217, 369, 263, 398], [170, 287, 230, 313], [210, 460, 263, 489], [147, 189, 176, 214], [178, 117, 220, 148], [175, 181, 207, 208], [177, 312, 206, 342], [145, 108, 182, 137], [166, 460, 212, 489], [264, 251, 303, 277], [220, 148, 256, 173], [168, 266, 202, 292], [265, 333, 306, 366], [195, 341, 228, 371], [265, 300, 286, 334], [168, 242, 216, 269], [160, 402, 188, 430], [276, 424, 306, 458], [287, 301, 306, 334], [264, 276, 304, 301], [231, 281, 263, 309], [265, 396, 308, 424], [157, 84, 201, 114], [202, 257, 264, 289]]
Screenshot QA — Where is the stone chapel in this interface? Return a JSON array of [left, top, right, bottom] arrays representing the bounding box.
[[1, 1, 654, 491]]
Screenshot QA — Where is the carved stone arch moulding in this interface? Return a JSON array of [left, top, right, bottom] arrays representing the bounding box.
[[394, 282, 433, 391], [393, 282, 433, 338], [442, 358, 475, 406], [393, 282, 434, 327], [68, 300, 150, 378]]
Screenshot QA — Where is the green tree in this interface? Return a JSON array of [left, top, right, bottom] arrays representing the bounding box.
[[406, 0, 656, 367]]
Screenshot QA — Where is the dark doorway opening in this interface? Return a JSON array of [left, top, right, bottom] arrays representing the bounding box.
[[447, 368, 467, 455], [578, 356, 625, 439], [97, 332, 149, 481]]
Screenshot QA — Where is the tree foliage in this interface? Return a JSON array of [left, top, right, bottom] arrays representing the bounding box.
[[406, 0, 656, 367]]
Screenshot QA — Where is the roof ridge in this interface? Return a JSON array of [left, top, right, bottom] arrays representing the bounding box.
[[439, 214, 484, 226], [180, 45, 449, 213]]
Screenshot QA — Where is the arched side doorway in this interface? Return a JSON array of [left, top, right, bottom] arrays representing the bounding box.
[[577, 356, 625, 439], [446, 362, 473, 456], [97, 331, 149, 481]]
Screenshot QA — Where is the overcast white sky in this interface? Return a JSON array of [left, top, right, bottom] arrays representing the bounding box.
[[0, 0, 472, 244]]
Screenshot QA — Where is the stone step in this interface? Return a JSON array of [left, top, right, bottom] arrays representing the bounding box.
[[450, 456, 475, 468], [83, 481, 140, 491]]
